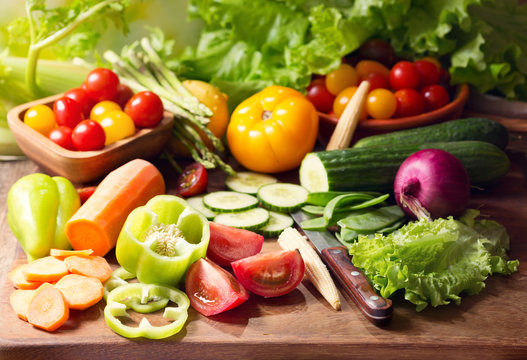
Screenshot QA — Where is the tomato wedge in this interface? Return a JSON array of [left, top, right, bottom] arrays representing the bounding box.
[[207, 222, 264, 267], [185, 258, 249, 316], [231, 250, 305, 298]]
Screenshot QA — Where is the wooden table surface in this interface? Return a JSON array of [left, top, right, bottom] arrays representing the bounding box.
[[1, 120, 527, 360]]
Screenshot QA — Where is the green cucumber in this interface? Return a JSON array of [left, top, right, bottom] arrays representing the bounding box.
[[256, 211, 294, 238], [353, 117, 509, 150], [213, 207, 270, 230], [299, 140, 510, 193], [203, 191, 259, 213], [257, 183, 309, 212], [225, 172, 278, 194], [187, 195, 217, 220]]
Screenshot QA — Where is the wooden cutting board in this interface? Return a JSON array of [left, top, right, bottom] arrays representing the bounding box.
[[0, 151, 526, 360]]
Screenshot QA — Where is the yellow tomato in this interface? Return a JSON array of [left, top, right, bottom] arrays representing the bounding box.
[[366, 88, 397, 119], [227, 85, 319, 173], [96, 110, 136, 145], [355, 60, 390, 80], [90, 101, 121, 121], [24, 104, 56, 136], [333, 86, 368, 119], [325, 63, 358, 95]]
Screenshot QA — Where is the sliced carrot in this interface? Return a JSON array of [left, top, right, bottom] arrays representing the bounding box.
[[50, 248, 93, 260], [55, 274, 103, 310], [27, 283, 69, 332], [24, 256, 69, 283], [65, 159, 165, 256], [63, 255, 113, 283], [8, 264, 44, 290], [9, 289, 36, 321]]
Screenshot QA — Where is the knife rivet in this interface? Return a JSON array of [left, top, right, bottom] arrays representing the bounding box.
[[351, 271, 360, 276], [370, 295, 379, 301], [331, 249, 341, 254]]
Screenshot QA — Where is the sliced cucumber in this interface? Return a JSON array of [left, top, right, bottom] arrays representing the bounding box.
[[257, 183, 309, 212], [203, 191, 259, 213], [187, 195, 217, 220], [256, 211, 294, 238], [225, 172, 278, 194], [213, 207, 270, 230]]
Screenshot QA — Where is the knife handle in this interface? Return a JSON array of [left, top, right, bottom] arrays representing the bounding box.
[[321, 246, 392, 325]]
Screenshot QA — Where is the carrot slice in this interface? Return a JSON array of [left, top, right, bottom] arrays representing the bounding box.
[[65, 159, 165, 256], [8, 264, 44, 290], [24, 256, 69, 282], [50, 248, 94, 260], [55, 274, 103, 310], [27, 283, 69, 332], [63, 255, 113, 283], [9, 289, 36, 321]]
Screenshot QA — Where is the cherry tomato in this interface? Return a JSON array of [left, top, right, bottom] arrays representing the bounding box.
[[306, 78, 335, 113], [325, 63, 358, 95], [414, 59, 440, 88], [90, 100, 122, 121], [48, 126, 75, 150], [185, 258, 249, 316], [389, 61, 420, 90], [24, 104, 56, 136], [366, 88, 397, 119], [83, 67, 120, 102], [174, 162, 208, 197], [420, 56, 442, 70], [113, 83, 134, 108], [53, 96, 84, 129], [394, 88, 426, 117], [64, 87, 95, 118], [421, 84, 450, 111], [124, 91, 164, 128], [355, 60, 390, 80], [207, 222, 264, 267], [231, 250, 305, 298], [360, 72, 390, 91], [333, 86, 368, 119], [71, 120, 106, 151], [77, 186, 97, 204], [96, 110, 136, 145], [357, 39, 396, 67]]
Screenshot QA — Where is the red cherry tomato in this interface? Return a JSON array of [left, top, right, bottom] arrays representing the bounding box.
[[83, 68, 120, 102], [124, 91, 164, 128], [357, 39, 396, 67], [64, 87, 95, 119], [389, 61, 420, 90], [53, 96, 84, 129], [71, 120, 106, 151], [48, 126, 75, 151], [77, 186, 97, 204], [175, 162, 208, 197], [394, 88, 426, 117], [360, 72, 390, 91], [421, 84, 450, 111], [113, 83, 135, 108], [185, 258, 249, 316], [414, 59, 440, 88], [306, 78, 335, 113], [231, 250, 305, 298]]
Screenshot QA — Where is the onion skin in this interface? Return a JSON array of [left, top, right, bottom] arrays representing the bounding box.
[[394, 149, 470, 220]]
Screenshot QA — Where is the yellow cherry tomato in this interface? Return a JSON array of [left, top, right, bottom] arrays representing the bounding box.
[[227, 85, 319, 173], [325, 63, 358, 95], [23, 104, 56, 136], [333, 86, 368, 119], [90, 101, 121, 121], [366, 88, 397, 119], [96, 110, 136, 145]]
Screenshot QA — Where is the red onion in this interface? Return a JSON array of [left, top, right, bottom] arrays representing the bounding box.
[[394, 149, 470, 220]]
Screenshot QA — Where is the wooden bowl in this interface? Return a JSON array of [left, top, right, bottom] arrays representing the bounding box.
[[7, 94, 174, 184]]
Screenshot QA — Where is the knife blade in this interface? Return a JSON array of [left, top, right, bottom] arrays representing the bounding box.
[[291, 210, 392, 325]]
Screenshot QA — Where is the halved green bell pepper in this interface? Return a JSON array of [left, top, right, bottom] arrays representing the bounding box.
[[7, 173, 81, 262], [115, 194, 209, 286]]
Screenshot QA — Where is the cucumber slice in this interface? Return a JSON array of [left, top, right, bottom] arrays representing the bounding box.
[[187, 196, 217, 220], [213, 207, 270, 230], [299, 153, 329, 192], [257, 183, 309, 212], [203, 191, 259, 213], [256, 211, 294, 238], [225, 172, 278, 194]]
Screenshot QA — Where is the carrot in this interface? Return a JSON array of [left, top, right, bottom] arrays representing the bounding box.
[[24, 256, 69, 282], [65, 159, 165, 256], [8, 264, 44, 290], [50, 248, 93, 259], [9, 289, 36, 321], [27, 283, 69, 332], [55, 274, 103, 310], [63, 255, 113, 283]]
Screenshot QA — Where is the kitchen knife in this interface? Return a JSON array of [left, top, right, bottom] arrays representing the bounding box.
[[291, 210, 392, 325]]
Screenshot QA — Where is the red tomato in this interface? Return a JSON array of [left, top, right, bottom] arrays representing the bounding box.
[[357, 39, 396, 67], [53, 96, 84, 128], [175, 163, 208, 197], [77, 186, 97, 204], [421, 84, 450, 111], [83, 68, 120, 102], [71, 120, 106, 151], [207, 222, 264, 267], [48, 126, 75, 151], [124, 91, 164, 128], [414, 59, 440, 88], [360, 72, 390, 91], [306, 78, 335, 113], [394, 88, 426, 117], [113, 83, 135, 108], [231, 250, 305, 298], [185, 258, 249, 316], [389, 61, 420, 90], [64, 87, 95, 118]]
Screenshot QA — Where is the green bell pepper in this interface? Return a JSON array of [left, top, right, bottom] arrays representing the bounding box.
[[115, 194, 209, 286], [104, 282, 189, 339], [7, 173, 81, 262]]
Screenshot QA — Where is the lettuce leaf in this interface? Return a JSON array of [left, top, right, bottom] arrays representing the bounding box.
[[348, 210, 519, 311]]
